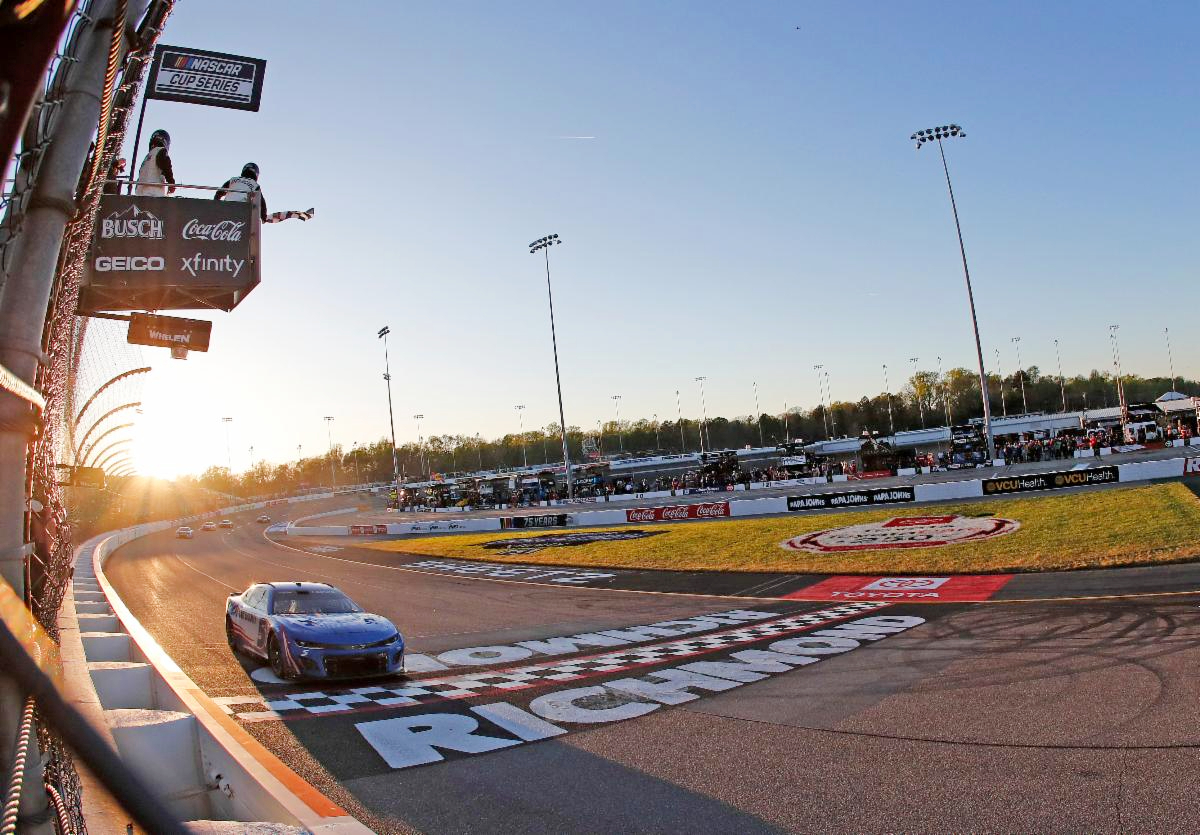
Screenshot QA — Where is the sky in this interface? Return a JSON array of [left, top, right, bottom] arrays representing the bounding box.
[[118, 0, 1198, 479]]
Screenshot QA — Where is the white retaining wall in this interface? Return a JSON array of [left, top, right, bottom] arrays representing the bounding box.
[[61, 493, 370, 832]]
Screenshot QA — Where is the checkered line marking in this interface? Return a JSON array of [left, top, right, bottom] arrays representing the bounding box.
[[216, 602, 887, 722]]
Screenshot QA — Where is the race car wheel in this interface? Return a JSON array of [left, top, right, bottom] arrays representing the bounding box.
[[268, 634, 290, 680], [225, 616, 237, 651]]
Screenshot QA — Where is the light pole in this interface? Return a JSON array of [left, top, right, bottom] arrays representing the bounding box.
[[515, 405, 527, 468], [323, 416, 336, 487], [475, 433, 483, 471], [377, 326, 401, 486], [351, 442, 361, 484], [653, 413, 661, 450], [825, 370, 837, 437], [1165, 327, 1178, 393], [882, 364, 895, 436], [911, 123, 995, 460], [1110, 325, 1128, 431], [783, 403, 790, 443], [529, 234, 574, 498], [752, 381, 764, 447], [695, 376, 709, 453], [611, 395, 623, 452], [938, 355, 952, 426], [1054, 339, 1067, 412], [676, 389, 686, 452], [222, 417, 233, 471], [995, 347, 1007, 417], [910, 357, 925, 428], [413, 414, 425, 479], [813, 364, 829, 439], [1012, 336, 1028, 414]]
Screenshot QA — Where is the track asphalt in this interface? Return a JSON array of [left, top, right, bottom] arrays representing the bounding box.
[[104, 498, 1200, 833]]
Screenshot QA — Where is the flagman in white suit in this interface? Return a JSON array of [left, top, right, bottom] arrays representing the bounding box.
[[134, 129, 175, 196], [215, 161, 267, 222]]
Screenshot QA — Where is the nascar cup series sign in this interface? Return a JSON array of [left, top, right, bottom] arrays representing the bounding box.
[[781, 514, 1019, 553], [147, 45, 266, 111]]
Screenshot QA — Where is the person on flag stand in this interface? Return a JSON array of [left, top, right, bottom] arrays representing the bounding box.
[[134, 128, 175, 196], [215, 161, 268, 222]]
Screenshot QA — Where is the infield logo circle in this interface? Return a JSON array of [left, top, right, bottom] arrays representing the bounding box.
[[781, 514, 1020, 553]]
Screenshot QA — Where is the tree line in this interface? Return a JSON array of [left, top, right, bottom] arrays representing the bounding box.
[[186, 367, 1191, 498]]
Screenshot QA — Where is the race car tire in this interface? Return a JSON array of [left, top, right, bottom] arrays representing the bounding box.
[[225, 616, 237, 652], [268, 633, 291, 680]]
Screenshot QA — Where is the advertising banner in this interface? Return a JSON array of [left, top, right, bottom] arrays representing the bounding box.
[[349, 524, 389, 536], [1185, 458, 1200, 476], [147, 45, 267, 111], [624, 501, 730, 523], [982, 465, 1119, 495], [127, 313, 211, 352], [80, 194, 259, 313], [500, 514, 570, 530], [786, 486, 915, 512]]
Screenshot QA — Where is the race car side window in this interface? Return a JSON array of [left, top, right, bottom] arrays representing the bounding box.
[[243, 586, 266, 611]]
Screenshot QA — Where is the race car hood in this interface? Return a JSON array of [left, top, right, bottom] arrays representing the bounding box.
[[275, 612, 397, 644]]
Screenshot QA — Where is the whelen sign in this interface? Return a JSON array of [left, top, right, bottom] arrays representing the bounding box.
[[80, 194, 259, 313], [147, 45, 266, 111], [127, 313, 211, 353]]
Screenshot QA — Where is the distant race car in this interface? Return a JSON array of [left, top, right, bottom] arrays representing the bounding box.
[[175, 526, 194, 539], [218, 520, 233, 529], [201, 521, 217, 531], [225, 582, 404, 680], [256, 514, 271, 523]]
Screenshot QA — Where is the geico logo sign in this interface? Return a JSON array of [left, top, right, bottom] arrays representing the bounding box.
[[94, 255, 164, 272], [181, 253, 245, 278], [182, 219, 245, 241], [101, 210, 163, 239]]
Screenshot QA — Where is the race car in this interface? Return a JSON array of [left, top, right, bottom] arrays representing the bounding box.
[[175, 526, 194, 539], [225, 581, 404, 680], [201, 521, 217, 531], [255, 514, 271, 523], [218, 519, 233, 529]]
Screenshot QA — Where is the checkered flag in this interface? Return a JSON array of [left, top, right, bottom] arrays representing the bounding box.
[[265, 207, 314, 224]]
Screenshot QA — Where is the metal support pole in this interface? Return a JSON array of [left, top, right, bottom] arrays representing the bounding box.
[[676, 389, 685, 452], [324, 416, 336, 487], [883, 364, 895, 436], [753, 381, 763, 447], [378, 327, 400, 485], [1054, 339, 1067, 412]]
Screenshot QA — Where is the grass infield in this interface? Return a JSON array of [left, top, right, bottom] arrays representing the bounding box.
[[364, 482, 1200, 575]]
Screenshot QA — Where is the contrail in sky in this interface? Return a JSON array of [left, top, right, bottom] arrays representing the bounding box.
[[556, 135, 596, 140]]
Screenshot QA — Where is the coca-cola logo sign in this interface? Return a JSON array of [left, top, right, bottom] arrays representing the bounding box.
[[781, 514, 1019, 553], [181, 218, 245, 241], [624, 502, 730, 523]]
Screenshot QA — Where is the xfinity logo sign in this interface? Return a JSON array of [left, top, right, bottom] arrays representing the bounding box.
[[182, 253, 245, 278]]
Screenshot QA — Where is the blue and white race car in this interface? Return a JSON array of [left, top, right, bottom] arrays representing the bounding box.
[[225, 581, 405, 680]]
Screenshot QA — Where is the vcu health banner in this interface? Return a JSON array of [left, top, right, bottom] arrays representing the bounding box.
[[982, 465, 1119, 495]]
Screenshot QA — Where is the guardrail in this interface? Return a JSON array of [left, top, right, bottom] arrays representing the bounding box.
[[60, 493, 372, 832]]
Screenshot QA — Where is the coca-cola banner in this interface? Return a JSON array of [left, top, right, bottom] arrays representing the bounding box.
[[80, 194, 260, 313], [625, 501, 730, 523]]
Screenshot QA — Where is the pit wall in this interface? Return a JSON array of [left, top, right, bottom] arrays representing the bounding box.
[[60, 491, 372, 833], [294, 457, 1196, 538]]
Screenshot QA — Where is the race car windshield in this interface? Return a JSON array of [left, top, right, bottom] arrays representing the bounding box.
[[271, 590, 361, 615]]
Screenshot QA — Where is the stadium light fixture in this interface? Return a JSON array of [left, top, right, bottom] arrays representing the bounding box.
[[529, 233, 573, 498], [378, 326, 401, 486], [911, 122, 996, 461]]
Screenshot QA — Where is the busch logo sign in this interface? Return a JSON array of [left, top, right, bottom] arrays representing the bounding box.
[[101, 205, 163, 239], [624, 501, 730, 523], [182, 218, 245, 241]]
